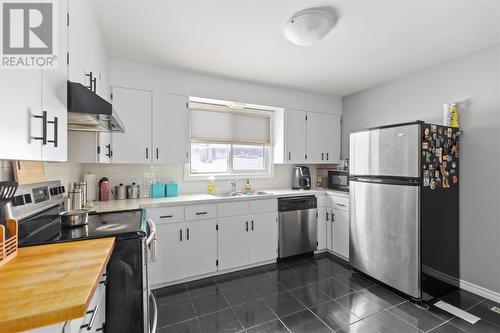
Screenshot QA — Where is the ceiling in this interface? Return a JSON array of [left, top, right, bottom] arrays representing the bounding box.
[[92, 0, 500, 96]]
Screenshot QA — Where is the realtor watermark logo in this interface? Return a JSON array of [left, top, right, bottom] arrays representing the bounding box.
[[1, 0, 57, 68]]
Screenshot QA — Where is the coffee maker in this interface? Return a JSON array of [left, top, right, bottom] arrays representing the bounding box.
[[292, 166, 311, 190]]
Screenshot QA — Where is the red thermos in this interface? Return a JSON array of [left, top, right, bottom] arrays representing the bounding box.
[[98, 177, 110, 201]]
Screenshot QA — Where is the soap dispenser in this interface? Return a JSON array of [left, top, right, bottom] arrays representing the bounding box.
[[245, 179, 251, 193]]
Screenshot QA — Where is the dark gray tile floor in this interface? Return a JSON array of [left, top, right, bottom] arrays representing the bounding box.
[[154, 254, 500, 333]]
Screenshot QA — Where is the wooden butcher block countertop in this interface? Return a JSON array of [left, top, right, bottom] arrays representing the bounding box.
[[0, 238, 115, 332]]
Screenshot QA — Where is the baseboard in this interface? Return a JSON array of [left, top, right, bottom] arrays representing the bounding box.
[[460, 279, 500, 303], [423, 265, 500, 303], [151, 259, 276, 289]]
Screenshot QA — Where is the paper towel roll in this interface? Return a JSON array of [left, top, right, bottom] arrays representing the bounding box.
[[83, 173, 97, 201]]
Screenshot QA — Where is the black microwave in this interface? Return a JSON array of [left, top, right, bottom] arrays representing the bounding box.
[[328, 170, 349, 192]]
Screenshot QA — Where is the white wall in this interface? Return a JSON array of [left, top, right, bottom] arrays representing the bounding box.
[[342, 45, 500, 296], [109, 57, 342, 115]]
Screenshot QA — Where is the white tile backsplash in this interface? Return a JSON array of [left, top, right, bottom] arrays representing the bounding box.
[[81, 163, 295, 198]]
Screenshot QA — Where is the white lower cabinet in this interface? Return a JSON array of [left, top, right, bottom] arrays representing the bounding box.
[[218, 212, 277, 271], [148, 207, 217, 286], [329, 194, 350, 260], [184, 219, 218, 277], [250, 212, 278, 263], [317, 207, 328, 251], [150, 221, 185, 285], [331, 208, 349, 259], [218, 216, 250, 270], [149, 199, 278, 286]]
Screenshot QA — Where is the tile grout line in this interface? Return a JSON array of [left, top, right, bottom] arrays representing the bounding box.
[[243, 269, 294, 333]]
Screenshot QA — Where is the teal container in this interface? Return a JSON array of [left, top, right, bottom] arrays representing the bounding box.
[[151, 182, 166, 198], [166, 182, 179, 197]]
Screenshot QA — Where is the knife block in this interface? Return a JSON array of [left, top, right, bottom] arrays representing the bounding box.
[[0, 219, 18, 267]]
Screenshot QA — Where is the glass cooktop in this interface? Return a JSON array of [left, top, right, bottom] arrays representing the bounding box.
[[19, 208, 146, 247]]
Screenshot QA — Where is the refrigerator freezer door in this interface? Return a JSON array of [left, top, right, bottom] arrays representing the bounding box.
[[350, 180, 421, 298], [350, 124, 420, 178]]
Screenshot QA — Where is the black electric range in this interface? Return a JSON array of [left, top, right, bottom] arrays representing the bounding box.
[[18, 205, 146, 247], [5, 181, 156, 333]]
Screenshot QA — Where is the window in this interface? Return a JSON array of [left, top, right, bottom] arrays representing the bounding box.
[[190, 143, 228, 174], [188, 98, 274, 177]]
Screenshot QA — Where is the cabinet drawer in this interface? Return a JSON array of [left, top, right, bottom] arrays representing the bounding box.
[[218, 201, 249, 217], [316, 195, 329, 207], [331, 195, 349, 211], [79, 279, 105, 332], [249, 199, 277, 214], [185, 204, 216, 221], [148, 206, 184, 224]]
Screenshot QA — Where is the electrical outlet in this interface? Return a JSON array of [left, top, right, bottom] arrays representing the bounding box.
[[490, 306, 500, 314]]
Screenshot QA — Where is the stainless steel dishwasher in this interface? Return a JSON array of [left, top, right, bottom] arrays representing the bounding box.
[[278, 196, 317, 258]]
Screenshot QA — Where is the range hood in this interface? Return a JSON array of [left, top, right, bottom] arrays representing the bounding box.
[[67, 81, 125, 133]]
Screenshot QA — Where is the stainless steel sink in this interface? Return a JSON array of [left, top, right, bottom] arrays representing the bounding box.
[[211, 190, 272, 198]]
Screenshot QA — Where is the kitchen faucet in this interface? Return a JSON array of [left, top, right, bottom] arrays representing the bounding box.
[[230, 179, 239, 193]]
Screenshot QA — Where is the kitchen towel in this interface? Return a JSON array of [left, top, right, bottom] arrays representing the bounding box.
[[147, 218, 157, 263]]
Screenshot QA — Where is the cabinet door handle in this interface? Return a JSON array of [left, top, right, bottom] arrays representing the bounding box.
[[105, 144, 112, 157], [47, 115, 58, 147], [321, 153, 324, 161], [332, 212, 335, 222], [33, 111, 47, 144], [288, 152, 291, 160], [251, 220, 254, 231], [245, 221, 248, 232], [156, 148, 159, 159], [186, 228, 190, 240], [92, 77, 97, 93], [336, 203, 346, 207], [179, 229, 182, 241], [195, 211, 208, 215], [160, 215, 173, 219], [326, 153, 329, 160], [146, 147, 149, 159], [326, 212, 329, 222], [85, 72, 93, 90], [81, 304, 99, 330]]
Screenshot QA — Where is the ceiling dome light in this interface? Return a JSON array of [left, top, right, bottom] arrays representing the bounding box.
[[283, 7, 337, 46]]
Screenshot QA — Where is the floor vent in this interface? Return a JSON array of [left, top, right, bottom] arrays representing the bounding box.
[[434, 301, 480, 324]]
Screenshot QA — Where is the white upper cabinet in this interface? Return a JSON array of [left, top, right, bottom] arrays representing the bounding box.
[[274, 108, 341, 165], [152, 93, 189, 164], [68, 0, 91, 85], [285, 109, 307, 163], [68, 0, 109, 101], [0, 0, 67, 161], [41, 0, 68, 162], [0, 69, 43, 161], [111, 87, 152, 164], [306, 112, 341, 164]]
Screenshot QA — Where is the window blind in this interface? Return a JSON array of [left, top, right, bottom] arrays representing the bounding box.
[[189, 102, 272, 144]]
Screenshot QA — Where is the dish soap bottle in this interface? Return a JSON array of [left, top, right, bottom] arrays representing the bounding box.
[[245, 179, 251, 193], [208, 176, 216, 194]]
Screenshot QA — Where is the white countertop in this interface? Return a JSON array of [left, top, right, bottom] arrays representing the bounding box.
[[91, 188, 348, 213]]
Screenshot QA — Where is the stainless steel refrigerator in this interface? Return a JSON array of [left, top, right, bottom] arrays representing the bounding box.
[[349, 122, 460, 301]]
